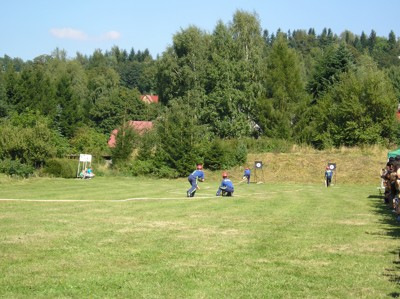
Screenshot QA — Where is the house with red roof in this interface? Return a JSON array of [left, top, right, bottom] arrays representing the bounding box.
[[140, 94, 159, 104], [108, 120, 153, 147], [108, 95, 157, 148]]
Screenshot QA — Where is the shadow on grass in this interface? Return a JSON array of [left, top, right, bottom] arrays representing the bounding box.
[[368, 193, 400, 296], [368, 194, 385, 199]]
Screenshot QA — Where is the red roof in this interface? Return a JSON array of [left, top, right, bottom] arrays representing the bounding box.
[[108, 121, 153, 147], [140, 95, 159, 104]]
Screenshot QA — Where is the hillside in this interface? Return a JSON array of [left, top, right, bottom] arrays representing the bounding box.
[[208, 146, 390, 186]]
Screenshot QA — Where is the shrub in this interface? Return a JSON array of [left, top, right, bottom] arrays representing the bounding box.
[[243, 137, 293, 153], [111, 125, 139, 166], [204, 139, 225, 171], [204, 139, 248, 171], [154, 165, 179, 178], [129, 160, 154, 176], [69, 126, 111, 159], [44, 158, 77, 178], [0, 159, 34, 178], [233, 140, 247, 165]]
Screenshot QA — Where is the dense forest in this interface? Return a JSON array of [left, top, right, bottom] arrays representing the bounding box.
[[1, 10, 400, 178]]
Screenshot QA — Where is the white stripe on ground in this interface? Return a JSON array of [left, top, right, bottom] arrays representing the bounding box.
[[0, 196, 216, 202], [0, 189, 304, 202]]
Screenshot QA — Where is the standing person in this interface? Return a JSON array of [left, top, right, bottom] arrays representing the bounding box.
[[325, 166, 333, 187], [216, 172, 234, 197], [187, 164, 205, 197], [381, 161, 393, 205], [243, 167, 251, 184]]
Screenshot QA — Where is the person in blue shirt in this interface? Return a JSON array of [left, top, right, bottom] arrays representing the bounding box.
[[86, 167, 95, 179], [325, 166, 333, 187], [216, 172, 234, 197], [243, 167, 251, 184], [187, 164, 205, 197]]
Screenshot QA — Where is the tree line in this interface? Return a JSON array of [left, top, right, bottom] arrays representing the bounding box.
[[0, 10, 400, 177]]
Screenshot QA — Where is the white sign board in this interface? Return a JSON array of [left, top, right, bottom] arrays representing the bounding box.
[[79, 154, 92, 162]]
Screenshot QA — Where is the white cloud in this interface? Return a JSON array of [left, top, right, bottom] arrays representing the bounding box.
[[50, 28, 88, 40], [50, 28, 121, 41], [102, 31, 121, 40]]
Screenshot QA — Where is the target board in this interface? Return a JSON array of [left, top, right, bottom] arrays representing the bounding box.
[[328, 163, 336, 171]]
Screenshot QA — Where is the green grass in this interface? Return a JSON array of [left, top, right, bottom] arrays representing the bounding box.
[[0, 176, 399, 298]]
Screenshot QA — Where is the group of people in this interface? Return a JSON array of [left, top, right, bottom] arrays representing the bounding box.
[[186, 164, 251, 198], [380, 156, 400, 222], [79, 167, 95, 179]]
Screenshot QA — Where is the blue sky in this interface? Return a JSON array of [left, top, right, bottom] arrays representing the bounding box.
[[1, 0, 399, 61]]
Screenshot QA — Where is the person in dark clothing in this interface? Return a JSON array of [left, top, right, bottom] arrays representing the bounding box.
[[187, 164, 205, 197], [325, 166, 333, 187], [243, 167, 251, 184]]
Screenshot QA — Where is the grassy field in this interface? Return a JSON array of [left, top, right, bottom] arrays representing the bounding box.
[[0, 175, 399, 298]]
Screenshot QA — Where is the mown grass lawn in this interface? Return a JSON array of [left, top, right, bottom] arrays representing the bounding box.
[[0, 176, 399, 298]]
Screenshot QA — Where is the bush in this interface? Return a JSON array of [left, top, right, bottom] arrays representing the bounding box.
[[129, 160, 154, 176], [69, 126, 111, 159], [128, 160, 179, 178], [204, 139, 248, 171], [154, 165, 179, 179], [44, 158, 77, 178], [204, 139, 225, 171], [243, 137, 293, 153], [233, 140, 247, 165], [111, 125, 139, 166], [0, 159, 34, 178]]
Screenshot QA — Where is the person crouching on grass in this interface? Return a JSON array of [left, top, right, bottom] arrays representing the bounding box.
[[187, 164, 205, 197], [216, 172, 234, 197]]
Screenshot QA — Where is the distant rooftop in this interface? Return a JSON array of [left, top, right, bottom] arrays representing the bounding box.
[[140, 94, 158, 104], [108, 120, 153, 147]]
